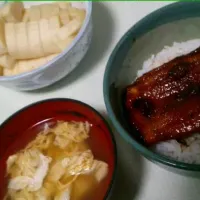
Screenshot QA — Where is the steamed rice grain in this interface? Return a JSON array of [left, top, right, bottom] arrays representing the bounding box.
[[138, 39, 200, 77]]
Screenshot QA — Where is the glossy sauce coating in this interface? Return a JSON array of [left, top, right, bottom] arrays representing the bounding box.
[[125, 47, 200, 145]]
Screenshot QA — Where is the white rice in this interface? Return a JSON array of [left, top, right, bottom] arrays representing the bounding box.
[[138, 39, 200, 77], [139, 39, 200, 164]]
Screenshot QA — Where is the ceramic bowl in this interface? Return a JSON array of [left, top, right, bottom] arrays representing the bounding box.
[[0, 98, 117, 199], [0, 2, 92, 91], [103, 2, 200, 176]]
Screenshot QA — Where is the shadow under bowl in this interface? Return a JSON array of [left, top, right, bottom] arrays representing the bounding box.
[[0, 98, 117, 199], [103, 2, 200, 176]]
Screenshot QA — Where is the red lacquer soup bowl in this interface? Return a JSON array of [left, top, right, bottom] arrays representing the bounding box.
[[0, 98, 117, 200]]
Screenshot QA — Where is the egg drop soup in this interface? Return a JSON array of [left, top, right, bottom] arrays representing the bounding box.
[[3, 121, 111, 200]]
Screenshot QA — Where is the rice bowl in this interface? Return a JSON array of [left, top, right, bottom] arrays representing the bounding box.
[[104, 2, 200, 175]]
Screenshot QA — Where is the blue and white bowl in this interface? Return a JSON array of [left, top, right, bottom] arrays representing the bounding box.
[[0, 1, 92, 91]]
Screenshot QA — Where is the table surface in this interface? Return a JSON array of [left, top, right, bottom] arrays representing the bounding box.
[[0, 2, 200, 200]]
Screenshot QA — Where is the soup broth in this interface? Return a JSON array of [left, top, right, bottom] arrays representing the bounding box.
[[4, 121, 110, 200]]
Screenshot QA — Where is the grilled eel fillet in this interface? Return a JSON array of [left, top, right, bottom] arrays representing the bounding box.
[[125, 47, 200, 145]]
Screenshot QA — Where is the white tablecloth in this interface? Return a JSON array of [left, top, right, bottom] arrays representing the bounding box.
[[0, 2, 199, 200]]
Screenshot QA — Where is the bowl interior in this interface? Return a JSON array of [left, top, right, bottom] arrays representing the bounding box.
[[104, 2, 200, 171], [0, 99, 116, 199]]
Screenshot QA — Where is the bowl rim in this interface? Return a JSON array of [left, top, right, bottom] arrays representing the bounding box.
[[0, 98, 117, 199], [0, 1, 92, 81], [103, 2, 200, 171]]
